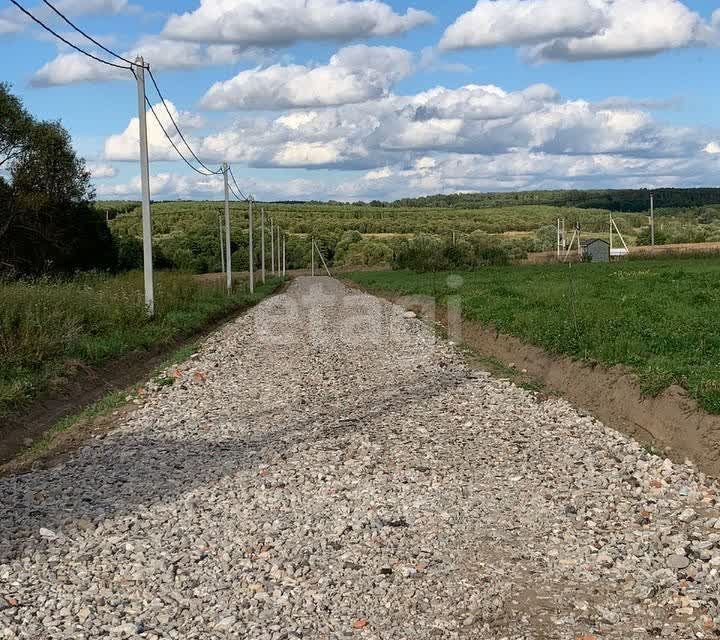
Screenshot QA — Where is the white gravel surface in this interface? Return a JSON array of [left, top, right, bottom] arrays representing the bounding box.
[[2, 276, 720, 639]]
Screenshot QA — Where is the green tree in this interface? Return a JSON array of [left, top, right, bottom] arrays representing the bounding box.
[[0, 85, 116, 275], [636, 225, 668, 246]]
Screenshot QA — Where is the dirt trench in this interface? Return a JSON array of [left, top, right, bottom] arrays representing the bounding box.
[[351, 284, 720, 479]]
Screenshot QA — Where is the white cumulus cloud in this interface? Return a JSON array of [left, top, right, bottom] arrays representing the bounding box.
[[99, 79, 720, 200], [441, 0, 717, 61], [31, 38, 241, 87], [162, 0, 433, 48], [104, 100, 209, 163], [440, 0, 606, 50], [201, 45, 413, 110], [88, 163, 118, 179]]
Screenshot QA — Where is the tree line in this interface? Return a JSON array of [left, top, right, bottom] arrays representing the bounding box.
[[0, 83, 115, 277]]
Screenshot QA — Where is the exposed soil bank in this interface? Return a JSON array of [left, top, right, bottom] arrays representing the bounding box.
[[349, 282, 720, 479], [0, 287, 284, 466]]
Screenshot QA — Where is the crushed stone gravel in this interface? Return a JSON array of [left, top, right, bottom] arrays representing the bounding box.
[[1, 276, 720, 639]]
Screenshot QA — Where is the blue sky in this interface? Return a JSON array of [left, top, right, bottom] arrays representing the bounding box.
[[2, 0, 720, 201]]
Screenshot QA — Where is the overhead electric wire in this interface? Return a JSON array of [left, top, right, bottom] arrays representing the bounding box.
[[12, 0, 252, 197], [9, 0, 131, 70], [228, 183, 243, 201], [40, 0, 137, 67], [228, 166, 249, 201], [17, 0, 221, 179], [146, 68, 223, 176], [145, 95, 221, 177]]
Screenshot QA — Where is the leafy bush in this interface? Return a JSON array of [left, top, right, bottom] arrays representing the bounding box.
[[395, 234, 449, 271]]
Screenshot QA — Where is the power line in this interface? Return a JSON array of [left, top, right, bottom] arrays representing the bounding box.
[[40, 0, 137, 67], [146, 68, 222, 176], [23, 1, 220, 177], [9, 0, 131, 70], [13, 0, 252, 198], [228, 166, 249, 201], [144, 95, 221, 177], [228, 182, 243, 202]]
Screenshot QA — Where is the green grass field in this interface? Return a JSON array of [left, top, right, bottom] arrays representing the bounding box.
[[0, 272, 281, 418], [346, 258, 720, 413]]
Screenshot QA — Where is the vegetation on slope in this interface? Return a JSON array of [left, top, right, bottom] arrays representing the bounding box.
[[0, 272, 281, 417], [104, 196, 720, 273], [107, 200, 653, 272], [390, 188, 720, 212], [346, 258, 720, 414]]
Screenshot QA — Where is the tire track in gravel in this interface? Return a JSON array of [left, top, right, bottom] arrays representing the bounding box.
[[1, 277, 720, 640]]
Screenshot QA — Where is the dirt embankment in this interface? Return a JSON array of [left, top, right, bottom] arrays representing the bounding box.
[[351, 284, 720, 479]]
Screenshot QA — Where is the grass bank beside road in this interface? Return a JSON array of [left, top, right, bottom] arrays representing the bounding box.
[[346, 258, 720, 414], [0, 271, 282, 418]]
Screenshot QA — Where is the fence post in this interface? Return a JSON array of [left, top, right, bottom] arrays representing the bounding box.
[[282, 236, 286, 277], [134, 56, 154, 317], [311, 237, 315, 276], [270, 218, 275, 275]]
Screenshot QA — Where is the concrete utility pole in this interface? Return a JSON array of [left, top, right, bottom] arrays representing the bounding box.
[[314, 240, 332, 277], [311, 237, 315, 276], [270, 218, 275, 275], [577, 222, 582, 258], [219, 214, 225, 276], [222, 163, 232, 291], [650, 192, 655, 247], [248, 197, 254, 294], [260, 207, 266, 284], [134, 56, 155, 317], [557, 218, 561, 260], [277, 225, 281, 277]]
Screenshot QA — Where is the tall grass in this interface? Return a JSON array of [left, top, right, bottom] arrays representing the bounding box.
[[0, 271, 280, 417], [347, 258, 720, 414]]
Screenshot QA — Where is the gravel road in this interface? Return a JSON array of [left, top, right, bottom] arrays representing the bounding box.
[[2, 277, 720, 640]]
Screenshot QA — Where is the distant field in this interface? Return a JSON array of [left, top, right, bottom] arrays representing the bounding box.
[[346, 258, 720, 413], [104, 200, 654, 272], [0, 272, 280, 418], [103, 196, 720, 273]]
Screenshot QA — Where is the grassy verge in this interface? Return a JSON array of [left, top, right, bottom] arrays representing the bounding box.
[[0, 271, 282, 418], [346, 257, 720, 413], [0, 337, 216, 474]]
